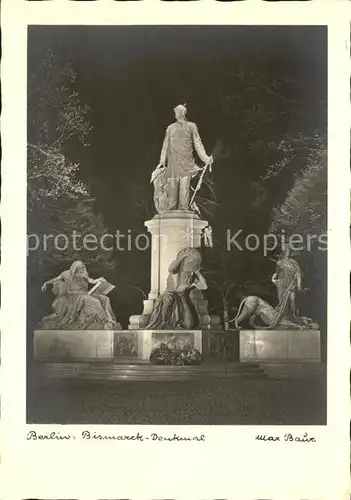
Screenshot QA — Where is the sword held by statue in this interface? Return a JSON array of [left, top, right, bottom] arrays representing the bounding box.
[[189, 155, 214, 207]]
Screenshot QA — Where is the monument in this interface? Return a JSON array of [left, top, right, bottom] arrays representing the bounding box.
[[129, 103, 221, 334], [34, 104, 321, 367]]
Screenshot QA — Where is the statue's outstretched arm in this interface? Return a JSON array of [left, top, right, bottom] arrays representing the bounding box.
[[47, 273, 64, 284], [192, 123, 211, 164], [41, 273, 64, 292]]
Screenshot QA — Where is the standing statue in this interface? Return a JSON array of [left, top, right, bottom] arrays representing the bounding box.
[[271, 247, 303, 323], [38, 260, 120, 330], [231, 247, 319, 330], [147, 247, 207, 329], [151, 104, 213, 212]]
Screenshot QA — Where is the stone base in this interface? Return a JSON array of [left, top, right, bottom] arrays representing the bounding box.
[[34, 329, 222, 363], [32, 361, 267, 382], [37, 327, 323, 365], [239, 329, 321, 362], [34, 330, 115, 361], [119, 329, 237, 361]]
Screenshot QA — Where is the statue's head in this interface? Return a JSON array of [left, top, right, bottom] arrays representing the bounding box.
[[279, 245, 291, 259], [70, 260, 86, 275], [174, 103, 187, 121], [168, 247, 202, 275]]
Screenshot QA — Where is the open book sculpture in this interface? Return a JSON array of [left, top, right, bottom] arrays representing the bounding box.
[[88, 277, 115, 297]]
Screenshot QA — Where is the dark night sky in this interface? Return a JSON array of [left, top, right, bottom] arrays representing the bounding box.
[[27, 26, 327, 326], [28, 26, 327, 226]]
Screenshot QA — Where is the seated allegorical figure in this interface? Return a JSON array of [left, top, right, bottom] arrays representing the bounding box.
[[38, 260, 120, 330], [147, 247, 207, 330]]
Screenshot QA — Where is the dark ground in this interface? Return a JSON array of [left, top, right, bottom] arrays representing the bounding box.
[[27, 376, 326, 425]]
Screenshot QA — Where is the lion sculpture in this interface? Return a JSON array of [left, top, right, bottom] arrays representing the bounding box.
[[231, 296, 319, 331]]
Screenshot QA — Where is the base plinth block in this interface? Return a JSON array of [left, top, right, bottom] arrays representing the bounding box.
[[34, 330, 218, 363], [34, 330, 115, 361], [239, 329, 321, 362]]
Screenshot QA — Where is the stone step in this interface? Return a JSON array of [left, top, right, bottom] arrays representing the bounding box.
[[257, 362, 325, 380], [36, 373, 266, 382], [37, 367, 265, 375], [34, 361, 261, 370], [34, 363, 264, 373], [32, 361, 268, 381]]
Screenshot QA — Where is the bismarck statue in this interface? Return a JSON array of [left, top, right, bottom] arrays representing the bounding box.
[[151, 104, 213, 213]]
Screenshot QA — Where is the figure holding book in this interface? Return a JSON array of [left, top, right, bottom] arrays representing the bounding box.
[[39, 260, 120, 330]]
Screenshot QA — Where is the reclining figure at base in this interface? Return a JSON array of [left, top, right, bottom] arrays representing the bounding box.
[[38, 260, 120, 330]]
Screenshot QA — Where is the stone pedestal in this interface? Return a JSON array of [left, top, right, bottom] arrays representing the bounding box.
[[239, 329, 321, 362], [129, 210, 221, 330], [34, 330, 115, 361], [34, 330, 212, 363], [146, 211, 208, 296]]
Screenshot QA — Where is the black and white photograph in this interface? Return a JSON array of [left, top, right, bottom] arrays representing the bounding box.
[[1, 3, 350, 499], [26, 24, 328, 425]]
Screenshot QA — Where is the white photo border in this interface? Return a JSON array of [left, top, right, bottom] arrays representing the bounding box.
[[1, 2, 350, 499]]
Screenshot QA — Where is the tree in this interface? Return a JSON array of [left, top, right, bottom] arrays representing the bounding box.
[[269, 134, 327, 237], [27, 50, 115, 275], [28, 50, 91, 207], [27, 50, 115, 333]]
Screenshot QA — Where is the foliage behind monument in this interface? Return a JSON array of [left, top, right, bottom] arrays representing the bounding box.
[[27, 50, 115, 330]]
